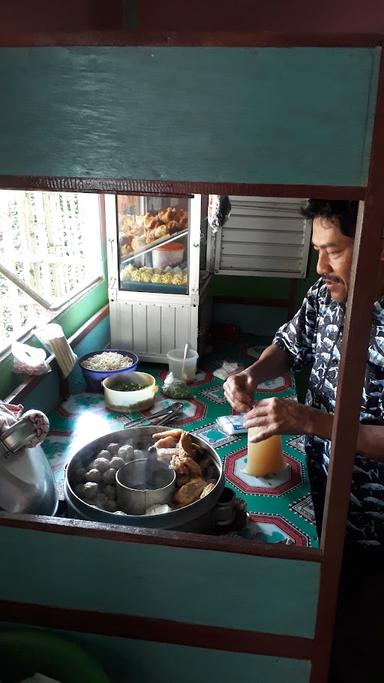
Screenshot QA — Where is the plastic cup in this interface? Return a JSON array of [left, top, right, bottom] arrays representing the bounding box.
[[245, 428, 284, 477], [166, 347, 199, 381]]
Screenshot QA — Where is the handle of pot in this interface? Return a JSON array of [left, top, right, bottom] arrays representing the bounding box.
[[0, 410, 49, 454]]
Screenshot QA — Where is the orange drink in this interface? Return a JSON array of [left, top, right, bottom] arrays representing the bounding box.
[[245, 427, 285, 477]]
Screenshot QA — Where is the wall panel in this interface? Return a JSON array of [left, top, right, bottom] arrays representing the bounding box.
[[0, 47, 379, 186]]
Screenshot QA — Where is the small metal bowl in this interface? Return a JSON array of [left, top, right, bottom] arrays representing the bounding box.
[[116, 459, 176, 515]]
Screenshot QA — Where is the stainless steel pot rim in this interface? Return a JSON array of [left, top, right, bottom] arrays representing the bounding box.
[[68, 472, 221, 519], [116, 459, 176, 492], [65, 426, 223, 521]]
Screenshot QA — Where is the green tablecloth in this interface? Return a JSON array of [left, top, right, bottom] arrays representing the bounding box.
[[44, 339, 318, 547]]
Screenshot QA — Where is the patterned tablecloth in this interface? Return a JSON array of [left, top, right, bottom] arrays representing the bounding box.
[[44, 339, 319, 548]]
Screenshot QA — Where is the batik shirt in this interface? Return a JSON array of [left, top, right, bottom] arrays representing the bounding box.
[[273, 278, 384, 546]]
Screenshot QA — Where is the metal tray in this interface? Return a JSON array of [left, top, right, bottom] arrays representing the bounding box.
[[119, 281, 187, 294]]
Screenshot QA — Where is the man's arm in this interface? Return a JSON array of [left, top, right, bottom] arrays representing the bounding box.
[[244, 343, 293, 384], [223, 344, 292, 412], [245, 398, 384, 461]]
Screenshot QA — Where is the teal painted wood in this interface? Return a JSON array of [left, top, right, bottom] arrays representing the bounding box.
[[0, 527, 320, 637], [0, 625, 311, 683], [67, 631, 312, 683], [0, 47, 379, 186], [19, 368, 62, 415], [67, 315, 111, 394], [214, 303, 288, 336], [23, 316, 110, 410]]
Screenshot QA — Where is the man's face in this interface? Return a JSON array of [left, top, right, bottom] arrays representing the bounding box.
[[312, 217, 355, 303]]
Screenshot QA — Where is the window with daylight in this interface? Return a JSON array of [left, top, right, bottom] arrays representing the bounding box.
[[0, 191, 103, 351]]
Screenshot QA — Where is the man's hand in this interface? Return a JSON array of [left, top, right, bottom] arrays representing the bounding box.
[[244, 397, 323, 441], [223, 371, 258, 412]]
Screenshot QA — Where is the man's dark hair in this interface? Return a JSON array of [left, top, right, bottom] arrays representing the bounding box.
[[301, 199, 358, 238]]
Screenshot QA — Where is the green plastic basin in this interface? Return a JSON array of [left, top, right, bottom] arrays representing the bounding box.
[[0, 629, 110, 683]]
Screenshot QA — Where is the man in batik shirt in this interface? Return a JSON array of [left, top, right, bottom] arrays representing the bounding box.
[[224, 198, 384, 544], [224, 199, 384, 682]]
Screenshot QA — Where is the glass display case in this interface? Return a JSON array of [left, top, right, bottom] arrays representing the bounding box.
[[105, 194, 213, 362], [117, 194, 190, 295]]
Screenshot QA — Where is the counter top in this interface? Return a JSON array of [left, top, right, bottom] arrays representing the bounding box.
[[44, 338, 319, 547]]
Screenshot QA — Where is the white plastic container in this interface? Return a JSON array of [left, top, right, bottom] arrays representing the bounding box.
[[152, 242, 184, 269], [102, 371, 158, 413], [166, 348, 199, 382]]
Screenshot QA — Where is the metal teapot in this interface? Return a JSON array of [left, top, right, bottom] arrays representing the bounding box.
[[0, 413, 58, 515]]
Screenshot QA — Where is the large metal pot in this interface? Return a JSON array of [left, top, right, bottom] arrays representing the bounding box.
[[65, 426, 225, 531], [0, 415, 58, 516]]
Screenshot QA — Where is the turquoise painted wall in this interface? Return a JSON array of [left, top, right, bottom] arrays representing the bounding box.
[[0, 625, 311, 683], [0, 47, 378, 185], [0, 526, 320, 637], [211, 250, 318, 334]]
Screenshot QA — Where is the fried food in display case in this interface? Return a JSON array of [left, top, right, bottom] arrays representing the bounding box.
[[120, 264, 188, 286], [118, 200, 188, 259]]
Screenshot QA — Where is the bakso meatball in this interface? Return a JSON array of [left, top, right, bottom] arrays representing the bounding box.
[[103, 499, 118, 513], [92, 457, 111, 473], [109, 456, 125, 470], [103, 467, 117, 484], [85, 468, 102, 483], [81, 482, 99, 501], [97, 449, 111, 460], [104, 485, 117, 501], [94, 493, 108, 508], [117, 444, 134, 463], [107, 442, 120, 456]]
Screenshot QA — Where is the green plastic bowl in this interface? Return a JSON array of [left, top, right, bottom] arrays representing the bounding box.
[[0, 629, 110, 683]]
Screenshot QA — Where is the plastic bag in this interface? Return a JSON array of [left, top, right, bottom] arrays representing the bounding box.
[[161, 371, 191, 399], [216, 414, 247, 435], [208, 195, 232, 234], [11, 341, 51, 376], [213, 361, 244, 381]]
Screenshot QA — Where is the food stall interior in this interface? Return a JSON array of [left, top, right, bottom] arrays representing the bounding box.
[[0, 18, 382, 683]]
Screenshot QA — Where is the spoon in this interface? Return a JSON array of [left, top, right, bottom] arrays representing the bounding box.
[[181, 342, 189, 381]]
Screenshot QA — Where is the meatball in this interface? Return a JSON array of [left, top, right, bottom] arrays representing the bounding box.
[[107, 442, 120, 456], [85, 468, 102, 483], [104, 484, 117, 501], [109, 456, 125, 470], [94, 493, 108, 508], [103, 499, 118, 513], [103, 468, 117, 484], [97, 449, 111, 460], [81, 482, 99, 501], [92, 457, 111, 473], [117, 444, 134, 463]]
